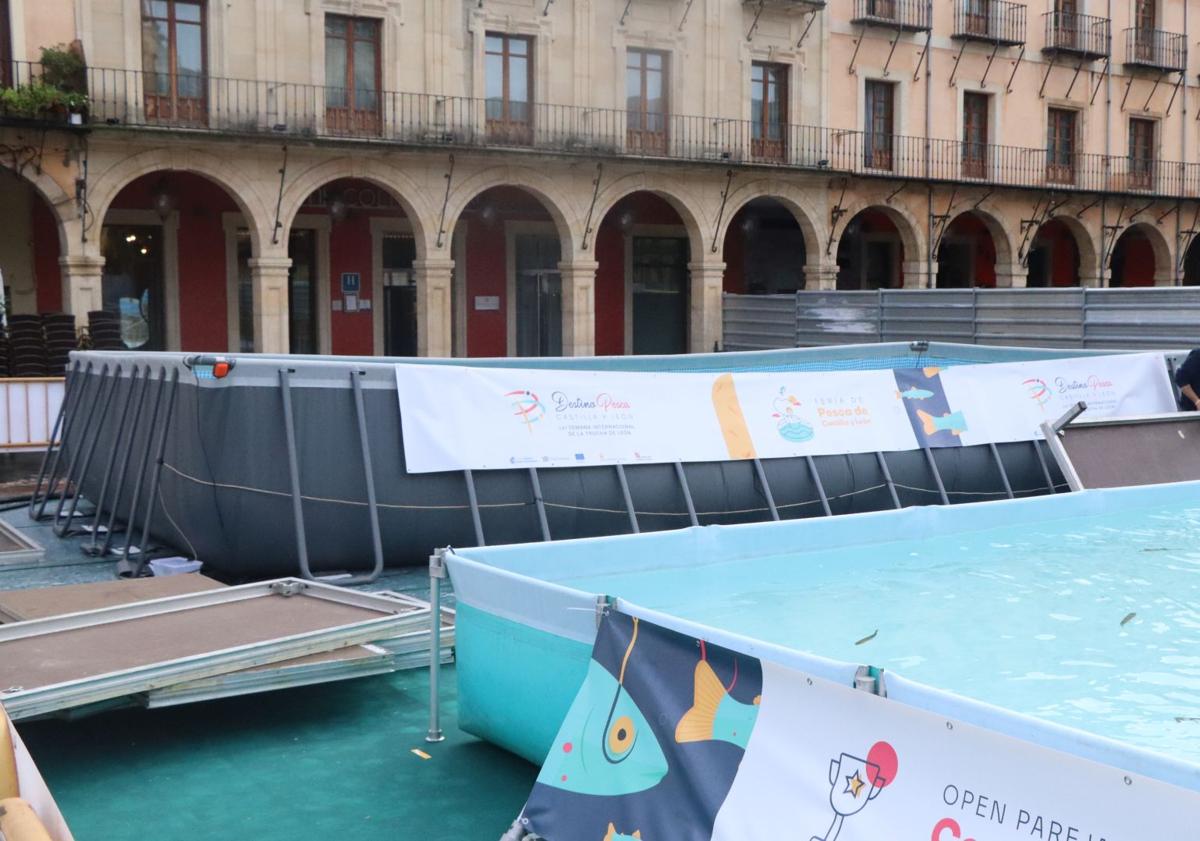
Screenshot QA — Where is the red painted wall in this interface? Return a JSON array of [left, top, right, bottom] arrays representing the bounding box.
[[111, 172, 235, 351], [1036, 221, 1080, 286], [946, 214, 996, 288], [721, 219, 746, 295], [860, 210, 905, 287], [1113, 232, 1156, 287], [32, 197, 61, 312]]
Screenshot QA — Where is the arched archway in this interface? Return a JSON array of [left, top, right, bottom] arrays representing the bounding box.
[[836, 206, 921, 290], [721, 197, 811, 294], [936, 211, 1003, 288], [1026, 217, 1093, 287], [452, 186, 569, 358], [1109, 222, 1170, 287], [99, 171, 257, 352], [0, 167, 67, 325], [593, 190, 698, 355]]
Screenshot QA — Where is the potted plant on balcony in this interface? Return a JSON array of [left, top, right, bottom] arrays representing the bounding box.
[[0, 42, 89, 125]]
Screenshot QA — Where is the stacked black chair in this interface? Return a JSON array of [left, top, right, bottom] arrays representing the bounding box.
[[8, 314, 46, 377], [0, 321, 10, 378], [87, 310, 123, 351], [42, 312, 77, 374]]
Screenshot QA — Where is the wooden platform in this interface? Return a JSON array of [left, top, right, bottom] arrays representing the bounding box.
[[0, 574, 225, 623]]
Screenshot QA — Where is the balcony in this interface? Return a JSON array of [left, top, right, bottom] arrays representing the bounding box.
[[5, 63, 1200, 200], [951, 0, 1026, 47], [1123, 28, 1186, 73], [1042, 11, 1110, 60], [850, 0, 931, 32]]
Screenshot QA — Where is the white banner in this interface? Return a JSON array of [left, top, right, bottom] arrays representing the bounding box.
[[518, 611, 1199, 841], [396, 354, 1175, 473], [3, 706, 74, 840]]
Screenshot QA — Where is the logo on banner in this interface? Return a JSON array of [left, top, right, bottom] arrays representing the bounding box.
[[505, 389, 545, 431], [772, 388, 815, 443], [1023, 378, 1051, 409], [812, 741, 899, 841]]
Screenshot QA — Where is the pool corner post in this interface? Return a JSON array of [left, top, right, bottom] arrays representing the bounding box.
[[426, 546, 448, 744]]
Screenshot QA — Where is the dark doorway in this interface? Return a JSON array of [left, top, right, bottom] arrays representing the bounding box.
[[383, 234, 417, 356], [101, 224, 166, 350], [632, 236, 688, 354], [514, 234, 562, 357], [288, 228, 319, 354]]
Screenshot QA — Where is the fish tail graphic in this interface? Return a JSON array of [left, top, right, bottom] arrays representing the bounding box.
[[923, 366, 941, 378], [916, 408, 938, 436], [712, 373, 757, 460], [945, 410, 968, 434], [894, 389, 902, 399], [603, 825, 642, 841], [675, 660, 728, 744]]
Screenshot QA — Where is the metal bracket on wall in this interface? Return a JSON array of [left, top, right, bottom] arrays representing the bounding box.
[[1176, 203, 1200, 275], [1017, 193, 1067, 266], [948, 40, 968, 88], [1120, 73, 1136, 111], [913, 29, 932, 81], [710, 169, 734, 253], [542, 0, 554, 15], [1140, 69, 1167, 112], [1038, 52, 1057, 98], [885, 180, 909, 204], [882, 28, 902, 77], [979, 40, 1002, 88], [796, 8, 818, 48], [746, 0, 766, 41], [929, 186, 958, 261], [1005, 46, 1024, 93], [1074, 195, 1102, 218], [1100, 200, 1128, 270], [271, 145, 288, 245], [1063, 57, 1085, 100], [1089, 57, 1110, 105], [1164, 71, 1184, 118], [848, 32, 865, 76], [1126, 199, 1154, 223], [435, 154, 455, 249], [678, 0, 696, 30], [619, 0, 634, 27], [972, 187, 994, 211], [826, 178, 850, 256], [580, 162, 604, 251]]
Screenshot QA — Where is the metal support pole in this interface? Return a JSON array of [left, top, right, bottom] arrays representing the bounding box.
[[988, 442, 1014, 499], [426, 547, 446, 744], [752, 457, 779, 521], [117, 368, 168, 570], [923, 447, 950, 505], [529, 467, 551, 541], [347, 370, 385, 584], [85, 365, 140, 556], [615, 463, 639, 533], [1033, 439, 1057, 494], [50, 362, 109, 530], [875, 451, 902, 509], [126, 369, 180, 577], [674, 462, 699, 526], [463, 469, 486, 546], [29, 359, 80, 518], [97, 367, 151, 557], [279, 368, 315, 581], [56, 364, 121, 537], [806, 455, 832, 516], [33, 361, 92, 521]]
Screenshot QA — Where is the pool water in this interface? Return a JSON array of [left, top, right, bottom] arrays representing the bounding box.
[[563, 501, 1200, 765]]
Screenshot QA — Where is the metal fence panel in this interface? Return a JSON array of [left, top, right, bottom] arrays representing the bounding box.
[[724, 288, 1200, 351]]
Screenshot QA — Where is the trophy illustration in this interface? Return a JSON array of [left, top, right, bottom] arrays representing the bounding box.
[[810, 742, 898, 841]]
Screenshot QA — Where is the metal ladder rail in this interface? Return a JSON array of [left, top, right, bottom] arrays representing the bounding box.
[[343, 369, 384, 584], [126, 368, 181, 578], [47, 362, 111, 528], [96, 366, 153, 557], [988, 442, 1015, 500], [28, 358, 80, 518], [529, 467, 552, 541], [463, 469, 486, 546], [84, 365, 142, 556], [752, 457, 780, 521], [875, 451, 902, 509], [674, 461, 699, 527], [279, 368, 317, 581], [55, 364, 123, 537], [923, 446, 951, 505], [116, 367, 169, 572], [32, 360, 93, 521], [805, 455, 832, 516], [615, 463, 639, 533]]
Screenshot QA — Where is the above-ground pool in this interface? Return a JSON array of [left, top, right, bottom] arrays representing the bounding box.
[[447, 480, 1200, 792]]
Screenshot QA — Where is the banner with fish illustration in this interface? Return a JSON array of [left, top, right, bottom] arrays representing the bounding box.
[[512, 610, 1199, 841], [396, 353, 1174, 473]]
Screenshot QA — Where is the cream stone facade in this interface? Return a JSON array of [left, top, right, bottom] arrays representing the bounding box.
[[0, 1, 1198, 356]]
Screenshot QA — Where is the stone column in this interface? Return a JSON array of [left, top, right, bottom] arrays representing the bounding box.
[[414, 257, 454, 358], [803, 259, 840, 291], [902, 261, 932, 290], [58, 255, 106, 330], [247, 256, 292, 354], [994, 262, 1028, 288], [688, 260, 726, 353], [558, 260, 598, 357]]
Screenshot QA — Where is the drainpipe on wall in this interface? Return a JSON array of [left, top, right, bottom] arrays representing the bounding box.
[[925, 0, 933, 288], [1100, 0, 1112, 287], [1178, 0, 1188, 286]]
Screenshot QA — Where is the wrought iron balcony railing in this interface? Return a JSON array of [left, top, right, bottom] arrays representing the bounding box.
[[952, 0, 1026, 46], [1042, 11, 1110, 60], [850, 0, 931, 32], [1123, 28, 1186, 72], [2, 62, 1198, 201]]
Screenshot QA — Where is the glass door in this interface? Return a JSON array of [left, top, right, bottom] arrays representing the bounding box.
[[101, 224, 166, 350], [288, 229, 318, 354], [631, 236, 688, 355], [382, 234, 417, 357], [514, 234, 561, 357]]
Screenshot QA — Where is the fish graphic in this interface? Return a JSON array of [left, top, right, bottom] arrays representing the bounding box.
[[603, 824, 642, 840], [916, 409, 967, 436], [537, 630, 668, 796], [675, 659, 761, 750], [922, 366, 942, 378], [895, 387, 934, 401]]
